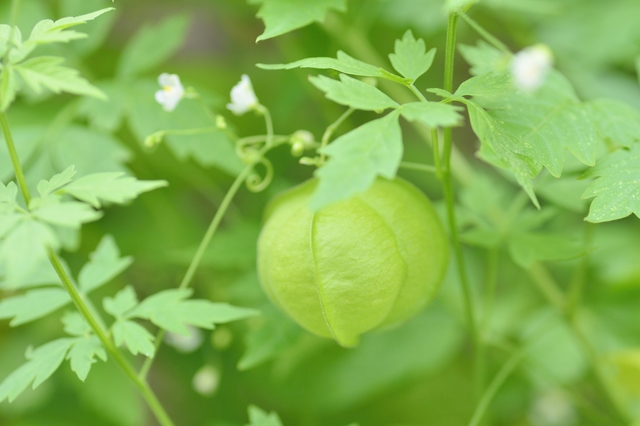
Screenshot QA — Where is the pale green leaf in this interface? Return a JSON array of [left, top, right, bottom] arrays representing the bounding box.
[[446, 0, 478, 12], [78, 235, 133, 293], [311, 111, 403, 209], [78, 82, 126, 131], [586, 99, 640, 148], [14, 56, 106, 99], [0, 66, 18, 112], [103, 286, 139, 319], [249, 0, 347, 41], [25, 7, 114, 48], [0, 338, 75, 403], [59, 0, 118, 57], [117, 15, 189, 78], [0, 25, 22, 61], [0, 181, 18, 213], [399, 101, 464, 128], [129, 288, 259, 335], [112, 320, 155, 357], [245, 405, 283, 426], [36, 165, 76, 197], [455, 72, 514, 98], [388, 30, 436, 81], [32, 200, 102, 228], [459, 41, 510, 76], [62, 172, 168, 208], [62, 311, 91, 336], [0, 212, 21, 238], [258, 51, 386, 78], [309, 74, 399, 111], [67, 336, 106, 381], [507, 232, 585, 268], [582, 143, 640, 222], [0, 288, 70, 326], [0, 219, 59, 287]]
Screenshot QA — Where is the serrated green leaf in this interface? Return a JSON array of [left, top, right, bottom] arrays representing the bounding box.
[[455, 72, 514, 98], [311, 111, 402, 210], [507, 232, 585, 268], [0, 338, 75, 403], [36, 165, 76, 197], [130, 288, 259, 335], [14, 56, 106, 100], [0, 288, 70, 326], [389, 30, 436, 81], [79, 235, 133, 293], [117, 15, 189, 78], [67, 336, 106, 381], [249, 0, 347, 41], [309, 74, 399, 111], [582, 143, 640, 222], [0, 24, 22, 61], [62, 172, 167, 208], [112, 320, 155, 357], [399, 101, 463, 128], [0, 212, 21, 238], [258, 51, 386, 78], [62, 311, 91, 336], [245, 405, 284, 426], [32, 200, 102, 229], [0, 181, 18, 213], [103, 286, 139, 319], [0, 218, 59, 287], [586, 99, 640, 148]]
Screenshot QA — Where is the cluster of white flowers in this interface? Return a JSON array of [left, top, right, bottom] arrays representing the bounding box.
[[154, 72, 259, 115], [511, 44, 554, 92]]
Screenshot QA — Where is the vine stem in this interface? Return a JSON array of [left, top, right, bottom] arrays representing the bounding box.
[[527, 263, 631, 425], [319, 107, 355, 163], [0, 112, 175, 426], [442, 11, 480, 357], [139, 162, 255, 379]]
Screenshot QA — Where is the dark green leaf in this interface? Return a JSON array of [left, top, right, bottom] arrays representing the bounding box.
[[389, 30, 436, 81], [309, 74, 399, 111], [311, 111, 402, 209], [249, 0, 347, 41], [78, 235, 133, 293], [0, 288, 70, 326], [0, 338, 75, 403]]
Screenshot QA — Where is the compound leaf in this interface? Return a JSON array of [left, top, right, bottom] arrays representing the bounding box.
[[112, 320, 155, 357], [130, 288, 259, 335], [258, 51, 385, 78], [311, 111, 402, 210], [62, 172, 167, 208], [36, 165, 77, 197], [249, 0, 347, 41], [117, 14, 189, 78], [78, 235, 133, 293], [0, 338, 75, 403], [67, 336, 106, 381], [582, 143, 640, 222], [0, 288, 71, 326], [389, 30, 436, 81], [310, 74, 399, 111], [399, 101, 463, 128], [14, 56, 106, 99]]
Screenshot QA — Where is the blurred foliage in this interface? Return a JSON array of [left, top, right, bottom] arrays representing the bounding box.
[[0, 0, 640, 425]]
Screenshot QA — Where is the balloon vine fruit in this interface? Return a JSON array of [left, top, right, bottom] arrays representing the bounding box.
[[257, 177, 449, 347]]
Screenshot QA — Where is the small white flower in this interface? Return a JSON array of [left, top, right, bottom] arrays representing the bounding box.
[[155, 73, 184, 112], [226, 74, 259, 115], [511, 45, 553, 92], [192, 365, 220, 396]]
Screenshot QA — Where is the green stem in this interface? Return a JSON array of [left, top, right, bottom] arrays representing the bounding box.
[[431, 129, 443, 180], [399, 162, 437, 174], [527, 263, 631, 425], [139, 163, 255, 379], [442, 11, 479, 351], [257, 105, 274, 147], [407, 83, 427, 102], [457, 11, 511, 55], [319, 107, 355, 163], [1, 110, 175, 426], [1, 113, 31, 206]]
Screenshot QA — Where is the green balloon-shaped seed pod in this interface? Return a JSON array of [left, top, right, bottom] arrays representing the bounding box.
[[257, 177, 449, 347]]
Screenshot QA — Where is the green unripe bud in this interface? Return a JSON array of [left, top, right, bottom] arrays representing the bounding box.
[[257, 177, 449, 347]]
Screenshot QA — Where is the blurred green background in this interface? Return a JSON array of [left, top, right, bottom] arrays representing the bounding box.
[[1, 0, 640, 425]]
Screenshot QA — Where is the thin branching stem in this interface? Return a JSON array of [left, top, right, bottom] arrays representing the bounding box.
[[320, 107, 355, 163]]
